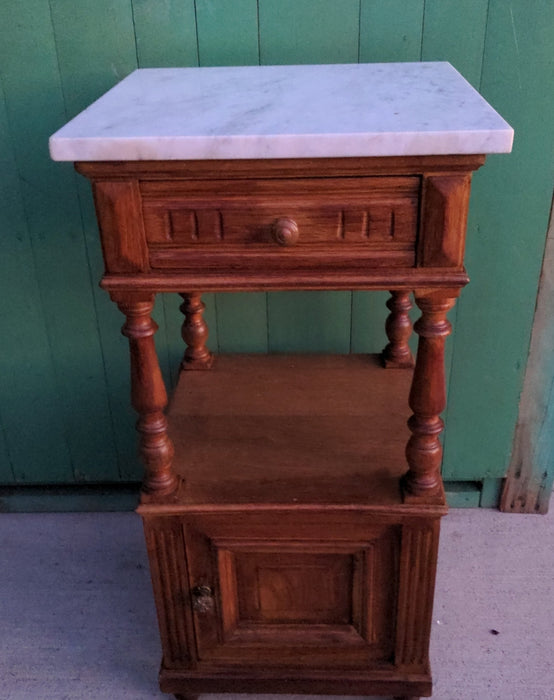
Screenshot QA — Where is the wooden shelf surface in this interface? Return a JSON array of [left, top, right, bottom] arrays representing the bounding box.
[[164, 354, 414, 508]]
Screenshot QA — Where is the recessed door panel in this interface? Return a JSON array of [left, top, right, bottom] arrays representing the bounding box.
[[183, 518, 400, 668], [235, 550, 352, 624]]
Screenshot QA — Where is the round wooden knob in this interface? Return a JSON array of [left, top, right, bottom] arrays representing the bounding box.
[[271, 217, 299, 246]]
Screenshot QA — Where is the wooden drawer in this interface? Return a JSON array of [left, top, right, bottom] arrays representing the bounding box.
[[140, 176, 420, 270]]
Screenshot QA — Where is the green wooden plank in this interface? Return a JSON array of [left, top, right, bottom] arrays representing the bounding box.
[[0, 419, 12, 483], [445, 481, 481, 508], [203, 293, 219, 353], [131, 0, 198, 67], [480, 478, 503, 508], [259, 0, 360, 353], [422, 0, 489, 87], [196, 0, 259, 66], [0, 87, 12, 482], [259, 0, 360, 65], [268, 292, 351, 353], [49, 0, 142, 482], [50, 0, 138, 474], [74, 181, 141, 481], [158, 295, 182, 392], [0, 82, 71, 483], [195, 0, 262, 354], [359, 0, 424, 63], [216, 293, 266, 354], [442, 0, 554, 481], [49, 0, 139, 119], [49, 0, 138, 118], [216, 293, 268, 353], [352, 291, 406, 354], [48, 1, 146, 482], [420, 0, 489, 479], [0, 0, 124, 482]]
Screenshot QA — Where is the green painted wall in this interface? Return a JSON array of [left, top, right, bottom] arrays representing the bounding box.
[[1, 1, 552, 498]]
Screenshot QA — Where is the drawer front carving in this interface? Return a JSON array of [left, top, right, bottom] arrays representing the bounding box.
[[140, 177, 419, 269]]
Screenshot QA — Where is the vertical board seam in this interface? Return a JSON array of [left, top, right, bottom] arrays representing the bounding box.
[[129, 0, 141, 68], [193, 0, 201, 66], [47, 0, 69, 122], [0, 404, 15, 481], [420, 0, 427, 61], [442, 0, 491, 486], [48, 2, 128, 480], [0, 25, 75, 481], [349, 291, 355, 353], [257, 0, 264, 336], [256, 0, 262, 65], [266, 292, 271, 351], [479, 0, 493, 93], [357, 0, 362, 63], [214, 293, 222, 354], [0, 75, 21, 481], [162, 295, 177, 390]]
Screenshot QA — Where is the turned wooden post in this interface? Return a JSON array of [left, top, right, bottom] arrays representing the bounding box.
[[180, 293, 214, 370], [403, 292, 457, 496], [115, 293, 178, 496], [382, 290, 415, 368]]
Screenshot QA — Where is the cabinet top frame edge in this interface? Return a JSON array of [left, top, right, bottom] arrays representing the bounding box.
[[75, 155, 486, 181]]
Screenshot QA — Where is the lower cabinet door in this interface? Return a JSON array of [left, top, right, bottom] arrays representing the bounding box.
[[181, 513, 401, 669]]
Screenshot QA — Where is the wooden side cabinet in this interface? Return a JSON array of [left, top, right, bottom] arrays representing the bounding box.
[[145, 510, 440, 697], [50, 63, 513, 700], [124, 312, 451, 699]]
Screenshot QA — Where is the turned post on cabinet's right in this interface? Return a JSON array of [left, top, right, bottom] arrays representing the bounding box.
[[404, 290, 458, 496], [402, 162, 482, 496]]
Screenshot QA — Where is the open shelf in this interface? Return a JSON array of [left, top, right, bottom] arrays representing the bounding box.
[[167, 353, 413, 508]]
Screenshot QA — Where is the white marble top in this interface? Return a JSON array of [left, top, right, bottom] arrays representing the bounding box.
[[49, 62, 513, 161]]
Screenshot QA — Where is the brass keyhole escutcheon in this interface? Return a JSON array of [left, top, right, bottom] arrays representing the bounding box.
[[191, 584, 215, 614]]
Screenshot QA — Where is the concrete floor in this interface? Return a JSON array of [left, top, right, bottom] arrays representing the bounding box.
[[1, 505, 552, 700]]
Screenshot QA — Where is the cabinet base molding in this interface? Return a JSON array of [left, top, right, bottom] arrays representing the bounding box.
[[161, 667, 431, 697]]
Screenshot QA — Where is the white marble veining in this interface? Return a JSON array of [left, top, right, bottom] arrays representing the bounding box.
[[49, 63, 513, 161]]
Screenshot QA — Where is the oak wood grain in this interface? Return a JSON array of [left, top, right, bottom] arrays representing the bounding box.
[[163, 354, 413, 507]]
